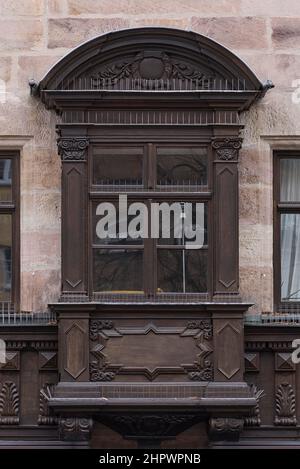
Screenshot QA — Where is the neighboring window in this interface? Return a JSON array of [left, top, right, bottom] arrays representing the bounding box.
[[0, 153, 19, 306], [275, 153, 300, 306], [91, 143, 210, 299]]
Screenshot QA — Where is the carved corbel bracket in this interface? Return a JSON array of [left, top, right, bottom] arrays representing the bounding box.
[[208, 417, 244, 441], [58, 416, 93, 441]]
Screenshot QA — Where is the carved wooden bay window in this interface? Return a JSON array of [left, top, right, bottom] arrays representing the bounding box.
[[34, 28, 273, 444]]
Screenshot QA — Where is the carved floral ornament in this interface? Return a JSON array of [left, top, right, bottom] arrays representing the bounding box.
[[36, 28, 273, 112], [90, 51, 216, 89]]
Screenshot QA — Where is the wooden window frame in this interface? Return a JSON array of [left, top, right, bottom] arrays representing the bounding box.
[[274, 150, 300, 311], [0, 151, 20, 310], [88, 140, 213, 301]]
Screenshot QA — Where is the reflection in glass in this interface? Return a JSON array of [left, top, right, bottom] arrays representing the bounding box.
[[93, 147, 143, 186], [157, 147, 207, 187], [280, 158, 300, 202], [0, 214, 12, 301], [93, 201, 144, 245], [93, 249, 143, 292], [157, 202, 207, 246], [0, 159, 12, 202], [157, 249, 207, 293], [281, 213, 300, 301]]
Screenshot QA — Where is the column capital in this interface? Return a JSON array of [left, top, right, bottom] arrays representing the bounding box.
[[212, 137, 242, 161], [57, 137, 89, 161]]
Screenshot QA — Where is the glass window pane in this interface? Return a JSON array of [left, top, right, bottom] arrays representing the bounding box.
[[0, 214, 12, 301], [280, 158, 300, 202], [157, 249, 207, 293], [93, 249, 143, 292], [281, 213, 300, 301], [93, 147, 143, 186], [0, 159, 12, 202], [156, 147, 207, 187], [157, 202, 207, 246], [92, 201, 144, 245]]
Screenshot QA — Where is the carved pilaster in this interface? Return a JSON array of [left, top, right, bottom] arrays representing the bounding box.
[[209, 417, 244, 441], [59, 416, 93, 441], [212, 136, 242, 295], [59, 136, 89, 293], [58, 137, 89, 161]]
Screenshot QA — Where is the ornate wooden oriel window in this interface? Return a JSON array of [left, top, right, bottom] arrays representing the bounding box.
[[0, 152, 19, 311], [33, 28, 273, 444], [34, 27, 273, 303]]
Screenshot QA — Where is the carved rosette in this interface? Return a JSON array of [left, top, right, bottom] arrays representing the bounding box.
[[212, 137, 242, 161], [57, 137, 89, 161], [59, 417, 93, 441], [209, 417, 244, 441], [274, 383, 297, 426], [0, 381, 19, 424]]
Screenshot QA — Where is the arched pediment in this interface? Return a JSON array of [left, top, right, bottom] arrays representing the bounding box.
[[34, 27, 273, 113]]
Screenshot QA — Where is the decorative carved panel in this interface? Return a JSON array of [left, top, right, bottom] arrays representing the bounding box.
[[89, 51, 216, 90], [89, 319, 213, 382], [99, 413, 198, 440], [65, 324, 87, 379], [215, 322, 241, 380]]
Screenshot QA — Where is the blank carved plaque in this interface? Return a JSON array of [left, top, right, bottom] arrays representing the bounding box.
[[89, 320, 213, 382]]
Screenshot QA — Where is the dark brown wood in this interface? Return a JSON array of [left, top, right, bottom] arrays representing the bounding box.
[[59, 138, 89, 295], [212, 137, 241, 296], [21, 27, 275, 447]]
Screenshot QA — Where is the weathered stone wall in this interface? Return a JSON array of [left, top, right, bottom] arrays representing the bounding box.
[[0, 0, 300, 312]]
